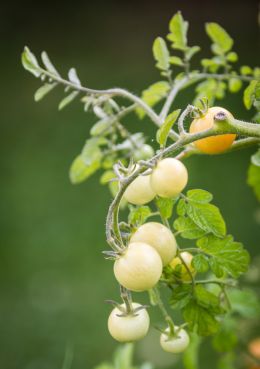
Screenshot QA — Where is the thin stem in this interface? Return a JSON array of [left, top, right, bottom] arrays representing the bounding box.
[[160, 77, 189, 122], [152, 286, 175, 335], [40, 68, 162, 128], [178, 104, 196, 136]]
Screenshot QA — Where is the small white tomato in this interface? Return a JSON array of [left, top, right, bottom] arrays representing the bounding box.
[[130, 222, 177, 266], [170, 251, 196, 281], [150, 158, 188, 198], [124, 174, 156, 205], [114, 242, 162, 292], [160, 327, 190, 353], [108, 303, 150, 342]]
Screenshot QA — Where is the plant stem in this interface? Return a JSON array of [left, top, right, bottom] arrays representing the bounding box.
[[152, 286, 175, 335]]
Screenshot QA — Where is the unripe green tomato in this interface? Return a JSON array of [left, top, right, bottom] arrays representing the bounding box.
[[108, 303, 150, 342], [160, 327, 190, 353], [114, 242, 162, 292], [130, 222, 177, 266], [133, 144, 155, 161], [124, 174, 156, 205], [170, 251, 196, 281], [150, 158, 188, 198]]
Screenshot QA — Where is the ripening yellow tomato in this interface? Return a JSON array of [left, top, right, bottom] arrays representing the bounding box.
[[189, 107, 236, 154], [108, 303, 150, 342], [114, 242, 162, 292], [170, 252, 196, 281], [130, 222, 177, 266], [150, 158, 188, 198]]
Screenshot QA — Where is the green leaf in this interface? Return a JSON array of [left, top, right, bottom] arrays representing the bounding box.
[[155, 197, 175, 219], [193, 79, 218, 105], [173, 217, 207, 239], [128, 205, 152, 226], [136, 81, 170, 118], [176, 198, 187, 216], [197, 235, 250, 278], [226, 52, 238, 63], [68, 68, 81, 86], [34, 83, 57, 101], [187, 189, 213, 204], [167, 11, 188, 50], [169, 56, 184, 66], [186, 202, 226, 238], [247, 163, 260, 201], [41, 51, 60, 76], [69, 155, 101, 184], [212, 328, 238, 353], [217, 353, 235, 369], [228, 289, 260, 318], [240, 65, 253, 75], [170, 284, 193, 310], [59, 91, 79, 110], [156, 109, 181, 146], [192, 254, 209, 273], [183, 300, 220, 336], [90, 118, 113, 136], [205, 23, 233, 53], [70, 138, 103, 184], [194, 285, 222, 313], [228, 78, 242, 93], [152, 37, 170, 71], [251, 149, 260, 167], [100, 170, 114, 185], [185, 46, 200, 61], [183, 333, 201, 369], [21, 46, 41, 77], [243, 80, 258, 109]]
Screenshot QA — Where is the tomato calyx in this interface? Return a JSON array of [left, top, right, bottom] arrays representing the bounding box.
[[105, 299, 149, 317]]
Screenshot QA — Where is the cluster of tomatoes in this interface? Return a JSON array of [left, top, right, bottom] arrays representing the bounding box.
[[108, 107, 235, 353]]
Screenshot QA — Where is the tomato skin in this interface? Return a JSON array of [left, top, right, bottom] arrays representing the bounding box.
[[189, 107, 236, 154], [150, 158, 188, 198], [124, 174, 156, 205], [170, 252, 195, 281], [160, 327, 190, 353], [114, 242, 162, 292], [108, 303, 150, 342], [130, 222, 177, 266]]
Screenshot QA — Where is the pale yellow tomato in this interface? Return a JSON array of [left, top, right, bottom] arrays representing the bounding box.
[[114, 242, 162, 292], [150, 158, 188, 198], [124, 174, 156, 205], [108, 303, 150, 342], [130, 222, 177, 266], [170, 252, 196, 281], [160, 327, 190, 353]]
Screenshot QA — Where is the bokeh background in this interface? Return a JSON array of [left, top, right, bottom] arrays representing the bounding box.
[[1, 1, 260, 368]]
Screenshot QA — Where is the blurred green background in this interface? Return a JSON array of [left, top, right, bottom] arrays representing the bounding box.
[[1, 1, 260, 368]]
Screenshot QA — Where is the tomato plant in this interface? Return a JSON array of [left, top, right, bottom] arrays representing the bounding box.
[[22, 10, 260, 369]]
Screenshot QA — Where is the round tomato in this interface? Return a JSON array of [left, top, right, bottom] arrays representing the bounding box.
[[150, 158, 188, 198], [114, 242, 162, 292], [189, 106, 236, 154], [130, 222, 177, 266], [170, 252, 195, 281], [108, 303, 150, 342], [124, 174, 156, 205], [160, 327, 190, 353]]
